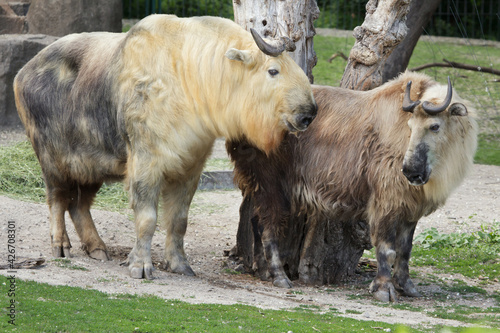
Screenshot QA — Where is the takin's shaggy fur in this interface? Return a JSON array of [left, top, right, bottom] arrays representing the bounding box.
[[227, 71, 478, 301], [14, 14, 317, 280]]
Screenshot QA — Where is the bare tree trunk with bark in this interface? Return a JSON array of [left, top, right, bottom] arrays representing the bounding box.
[[382, 0, 442, 82], [232, 0, 319, 82], [340, 0, 412, 90]]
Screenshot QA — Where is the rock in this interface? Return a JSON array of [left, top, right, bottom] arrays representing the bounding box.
[[27, 0, 122, 36], [0, 34, 58, 127], [0, 1, 30, 34]]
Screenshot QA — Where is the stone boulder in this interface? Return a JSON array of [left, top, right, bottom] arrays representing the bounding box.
[[0, 1, 31, 34], [27, 0, 122, 36], [0, 34, 58, 127]]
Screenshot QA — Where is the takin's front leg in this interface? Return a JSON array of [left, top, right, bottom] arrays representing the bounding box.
[[125, 174, 161, 279], [253, 189, 293, 288], [392, 221, 421, 298], [369, 220, 398, 302], [161, 174, 200, 276], [370, 241, 398, 302], [261, 227, 293, 288]]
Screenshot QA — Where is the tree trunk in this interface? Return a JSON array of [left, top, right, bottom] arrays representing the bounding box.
[[340, 0, 411, 90], [232, 0, 320, 82], [382, 0, 442, 82], [231, 0, 413, 286]]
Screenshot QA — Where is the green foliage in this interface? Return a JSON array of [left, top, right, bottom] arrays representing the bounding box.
[[125, 0, 500, 40], [426, 0, 500, 40], [414, 224, 500, 250], [124, 0, 233, 19], [412, 225, 500, 280], [315, 0, 368, 30]]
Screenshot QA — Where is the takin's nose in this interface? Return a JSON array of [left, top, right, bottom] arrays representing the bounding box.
[[296, 101, 318, 129], [296, 113, 315, 128], [402, 166, 428, 186]]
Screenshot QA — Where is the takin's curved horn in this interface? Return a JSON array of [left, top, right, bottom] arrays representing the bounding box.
[[422, 76, 453, 115], [250, 28, 294, 57], [402, 81, 421, 112]]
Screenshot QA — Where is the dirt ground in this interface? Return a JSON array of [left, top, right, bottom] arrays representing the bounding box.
[[0, 130, 499, 329]]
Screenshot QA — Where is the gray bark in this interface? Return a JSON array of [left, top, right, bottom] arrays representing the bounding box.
[[232, 0, 319, 82], [340, 0, 411, 90], [382, 0, 442, 82]]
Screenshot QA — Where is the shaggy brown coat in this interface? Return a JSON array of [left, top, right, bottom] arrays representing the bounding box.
[[228, 72, 477, 301]]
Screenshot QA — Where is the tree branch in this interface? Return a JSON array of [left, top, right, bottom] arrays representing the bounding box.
[[409, 59, 500, 76]]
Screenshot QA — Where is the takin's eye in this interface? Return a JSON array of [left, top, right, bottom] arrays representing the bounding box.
[[268, 69, 279, 77], [429, 124, 440, 133]]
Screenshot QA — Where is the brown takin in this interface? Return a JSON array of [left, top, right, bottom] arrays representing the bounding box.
[[13, 14, 317, 280], [227, 71, 478, 302]]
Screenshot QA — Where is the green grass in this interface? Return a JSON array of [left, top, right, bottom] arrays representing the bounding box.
[[429, 305, 500, 328], [204, 158, 233, 171], [313, 35, 355, 86], [1, 279, 413, 333], [3, 279, 497, 332], [51, 259, 89, 271], [412, 225, 500, 280], [475, 133, 500, 165]]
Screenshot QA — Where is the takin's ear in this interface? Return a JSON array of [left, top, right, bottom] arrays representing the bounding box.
[[449, 102, 468, 116], [225, 48, 255, 66]]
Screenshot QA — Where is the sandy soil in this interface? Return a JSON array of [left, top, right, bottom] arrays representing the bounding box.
[[0, 132, 499, 329]]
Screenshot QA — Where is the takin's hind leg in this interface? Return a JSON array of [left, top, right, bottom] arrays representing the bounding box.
[[161, 175, 200, 277], [68, 183, 110, 261], [47, 186, 72, 258], [392, 222, 421, 298]]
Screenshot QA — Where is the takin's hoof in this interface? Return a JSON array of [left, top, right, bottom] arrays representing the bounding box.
[[395, 279, 422, 298], [52, 246, 71, 258], [167, 262, 196, 276], [121, 256, 154, 280], [370, 281, 398, 302], [89, 248, 110, 261], [273, 276, 293, 288], [129, 264, 154, 280]]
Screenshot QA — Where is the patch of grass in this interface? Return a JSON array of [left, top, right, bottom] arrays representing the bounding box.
[[0, 142, 230, 213], [204, 158, 233, 171], [1, 279, 417, 333], [222, 268, 241, 275], [412, 225, 500, 280], [429, 305, 500, 327], [444, 281, 488, 295], [475, 133, 500, 165], [0, 141, 45, 202], [52, 259, 88, 271], [189, 199, 228, 216], [313, 34, 355, 86]]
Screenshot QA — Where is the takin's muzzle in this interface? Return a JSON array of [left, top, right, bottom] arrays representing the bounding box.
[[402, 142, 431, 186], [287, 100, 318, 132]]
